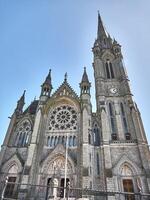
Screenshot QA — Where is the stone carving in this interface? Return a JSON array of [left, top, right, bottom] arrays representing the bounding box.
[[121, 164, 132, 176]]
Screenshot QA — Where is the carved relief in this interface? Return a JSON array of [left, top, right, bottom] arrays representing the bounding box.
[[121, 164, 133, 176], [42, 156, 72, 175]]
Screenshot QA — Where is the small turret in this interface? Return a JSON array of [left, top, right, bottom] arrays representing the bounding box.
[[41, 69, 53, 98], [80, 67, 91, 95], [15, 90, 26, 115], [112, 38, 122, 57]]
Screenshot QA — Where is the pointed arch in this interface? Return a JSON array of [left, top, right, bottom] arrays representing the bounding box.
[[113, 155, 143, 194], [120, 102, 130, 140], [92, 122, 100, 146], [73, 136, 77, 146], [14, 118, 32, 147], [108, 101, 117, 140]]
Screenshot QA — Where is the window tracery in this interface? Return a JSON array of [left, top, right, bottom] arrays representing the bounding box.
[[15, 120, 31, 147], [47, 135, 77, 147], [48, 105, 77, 131], [105, 60, 115, 79]]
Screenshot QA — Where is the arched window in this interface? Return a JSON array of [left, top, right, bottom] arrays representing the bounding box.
[[120, 103, 130, 140], [73, 136, 77, 146], [88, 134, 91, 144], [96, 153, 100, 175], [57, 136, 61, 144], [93, 124, 100, 146], [105, 60, 115, 79], [15, 120, 31, 147], [109, 62, 114, 78], [54, 136, 57, 146], [47, 136, 50, 146], [62, 136, 65, 145], [69, 136, 73, 147], [106, 62, 110, 79], [120, 103, 128, 132], [50, 136, 54, 147], [108, 103, 117, 140], [4, 165, 18, 198]]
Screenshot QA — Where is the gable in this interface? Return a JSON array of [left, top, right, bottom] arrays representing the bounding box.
[[51, 81, 79, 100]]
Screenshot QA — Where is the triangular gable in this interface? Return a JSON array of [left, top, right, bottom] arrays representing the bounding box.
[[51, 81, 79, 100], [1, 153, 23, 173], [112, 154, 142, 175]]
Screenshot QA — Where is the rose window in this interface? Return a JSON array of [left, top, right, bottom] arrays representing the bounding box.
[[48, 105, 77, 131]]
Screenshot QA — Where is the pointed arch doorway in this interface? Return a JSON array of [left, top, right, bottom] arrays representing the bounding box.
[[123, 179, 135, 200]]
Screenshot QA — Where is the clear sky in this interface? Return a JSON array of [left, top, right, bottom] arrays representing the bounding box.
[[0, 0, 150, 145]]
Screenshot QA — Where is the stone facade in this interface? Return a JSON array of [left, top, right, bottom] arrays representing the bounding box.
[[0, 14, 150, 199]]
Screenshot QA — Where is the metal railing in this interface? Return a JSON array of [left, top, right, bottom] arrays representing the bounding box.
[[0, 180, 150, 200]]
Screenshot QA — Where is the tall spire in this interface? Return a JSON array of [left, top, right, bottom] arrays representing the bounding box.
[[41, 69, 53, 97], [15, 90, 26, 114], [97, 11, 107, 40]]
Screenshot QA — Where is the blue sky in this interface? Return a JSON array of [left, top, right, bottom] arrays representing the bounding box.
[[0, 0, 150, 145]]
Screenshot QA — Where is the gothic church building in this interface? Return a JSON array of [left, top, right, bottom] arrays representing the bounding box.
[[0, 14, 150, 199]]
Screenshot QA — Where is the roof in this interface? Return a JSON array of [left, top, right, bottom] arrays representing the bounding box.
[[23, 100, 39, 115]]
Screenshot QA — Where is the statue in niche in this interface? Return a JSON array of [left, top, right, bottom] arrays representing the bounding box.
[[121, 164, 132, 176]]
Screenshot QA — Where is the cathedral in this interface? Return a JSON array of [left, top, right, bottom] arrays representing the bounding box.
[[0, 14, 150, 200]]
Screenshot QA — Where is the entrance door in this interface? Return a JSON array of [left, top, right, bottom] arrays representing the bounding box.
[[45, 178, 52, 200], [4, 177, 17, 198], [123, 179, 135, 200], [59, 178, 70, 198]]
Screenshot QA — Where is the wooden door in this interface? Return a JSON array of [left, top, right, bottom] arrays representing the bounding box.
[[123, 179, 135, 200]]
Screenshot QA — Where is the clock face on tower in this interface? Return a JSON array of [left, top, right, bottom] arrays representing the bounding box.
[[110, 87, 118, 94]]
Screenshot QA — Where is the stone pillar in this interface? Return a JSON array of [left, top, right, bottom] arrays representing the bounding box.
[[53, 178, 58, 199], [18, 108, 42, 199], [101, 108, 115, 199], [0, 113, 16, 165]]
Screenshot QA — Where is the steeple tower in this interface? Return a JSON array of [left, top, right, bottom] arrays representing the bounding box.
[[15, 90, 26, 115], [80, 67, 91, 95], [40, 69, 53, 100]]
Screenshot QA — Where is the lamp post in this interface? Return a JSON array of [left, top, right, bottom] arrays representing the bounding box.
[[1, 176, 8, 200], [64, 133, 68, 199]]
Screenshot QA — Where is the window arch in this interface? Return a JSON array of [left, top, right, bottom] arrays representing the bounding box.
[[120, 103, 128, 132], [54, 136, 57, 146], [73, 136, 77, 146], [96, 153, 100, 175], [15, 119, 32, 147], [69, 136, 73, 147], [88, 134, 92, 144], [108, 102, 117, 140], [105, 60, 115, 79], [4, 165, 18, 198], [120, 103, 130, 140], [47, 136, 50, 146], [93, 123, 100, 146], [50, 136, 54, 147], [62, 136, 65, 146]]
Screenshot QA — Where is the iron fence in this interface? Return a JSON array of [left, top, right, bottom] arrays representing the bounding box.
[[0, 180, 150, 200]]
